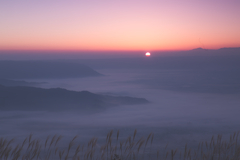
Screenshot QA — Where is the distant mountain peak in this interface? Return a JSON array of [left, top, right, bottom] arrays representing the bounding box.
[[191, 47, 208, 51]]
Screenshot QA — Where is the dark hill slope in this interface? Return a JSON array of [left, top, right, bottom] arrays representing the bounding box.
[[0, 61, 102, 79], [0, 85, 148, 111], [0, 79, 43, 87]]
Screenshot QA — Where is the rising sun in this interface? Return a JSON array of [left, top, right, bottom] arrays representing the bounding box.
[[145, 52, 151, 57]]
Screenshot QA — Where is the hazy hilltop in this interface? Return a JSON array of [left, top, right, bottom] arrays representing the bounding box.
[[0, 79, 43, 87], [186, 47, 240, 56], [0, 85, 148, 111], [0, 61, 102, 79]]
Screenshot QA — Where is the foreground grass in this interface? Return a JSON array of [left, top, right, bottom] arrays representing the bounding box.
[[0, 130, 239, 160]]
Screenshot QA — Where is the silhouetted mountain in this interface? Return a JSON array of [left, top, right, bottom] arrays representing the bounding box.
[[191, 48, 208, 51], [0, 61, 102, 79], [0, 79, 43, 87], [0, 85, 148, 111], [188, 47, 240, 55], [191, 47, 240, 52]]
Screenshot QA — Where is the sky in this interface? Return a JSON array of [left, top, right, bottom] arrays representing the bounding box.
[[0, 0, 240, 51]]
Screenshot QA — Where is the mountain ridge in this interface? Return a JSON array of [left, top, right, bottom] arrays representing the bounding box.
[[0, 85, 148, 111], [0, 61, 103, 79]]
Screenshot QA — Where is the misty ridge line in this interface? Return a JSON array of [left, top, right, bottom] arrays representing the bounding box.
[[0, 130, 239, 160], [0, 85, 149, 111], [0, 78, 44, 87], [0, 61, 103, 79]]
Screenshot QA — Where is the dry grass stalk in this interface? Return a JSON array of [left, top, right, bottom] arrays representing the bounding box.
[[0, 130, 239, 160]]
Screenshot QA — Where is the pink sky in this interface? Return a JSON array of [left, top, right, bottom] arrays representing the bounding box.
[[0, 0, 240, 51]]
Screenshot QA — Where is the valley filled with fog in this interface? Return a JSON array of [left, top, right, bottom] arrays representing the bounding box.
[[0, 50, 240, 151]]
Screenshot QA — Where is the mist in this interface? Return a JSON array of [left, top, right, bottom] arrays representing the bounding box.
[[0, 48, 240, 151]]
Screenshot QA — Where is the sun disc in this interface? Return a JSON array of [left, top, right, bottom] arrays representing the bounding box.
[[145, 52, 151, 56]]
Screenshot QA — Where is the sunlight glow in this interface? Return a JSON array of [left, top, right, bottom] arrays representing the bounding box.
[[145, 52, 151, 57]]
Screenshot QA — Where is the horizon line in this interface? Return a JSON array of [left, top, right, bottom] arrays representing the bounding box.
[[1, 47, 240, 53]]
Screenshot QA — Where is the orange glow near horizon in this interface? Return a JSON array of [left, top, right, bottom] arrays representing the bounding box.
[[0, 1, 240, 52]]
